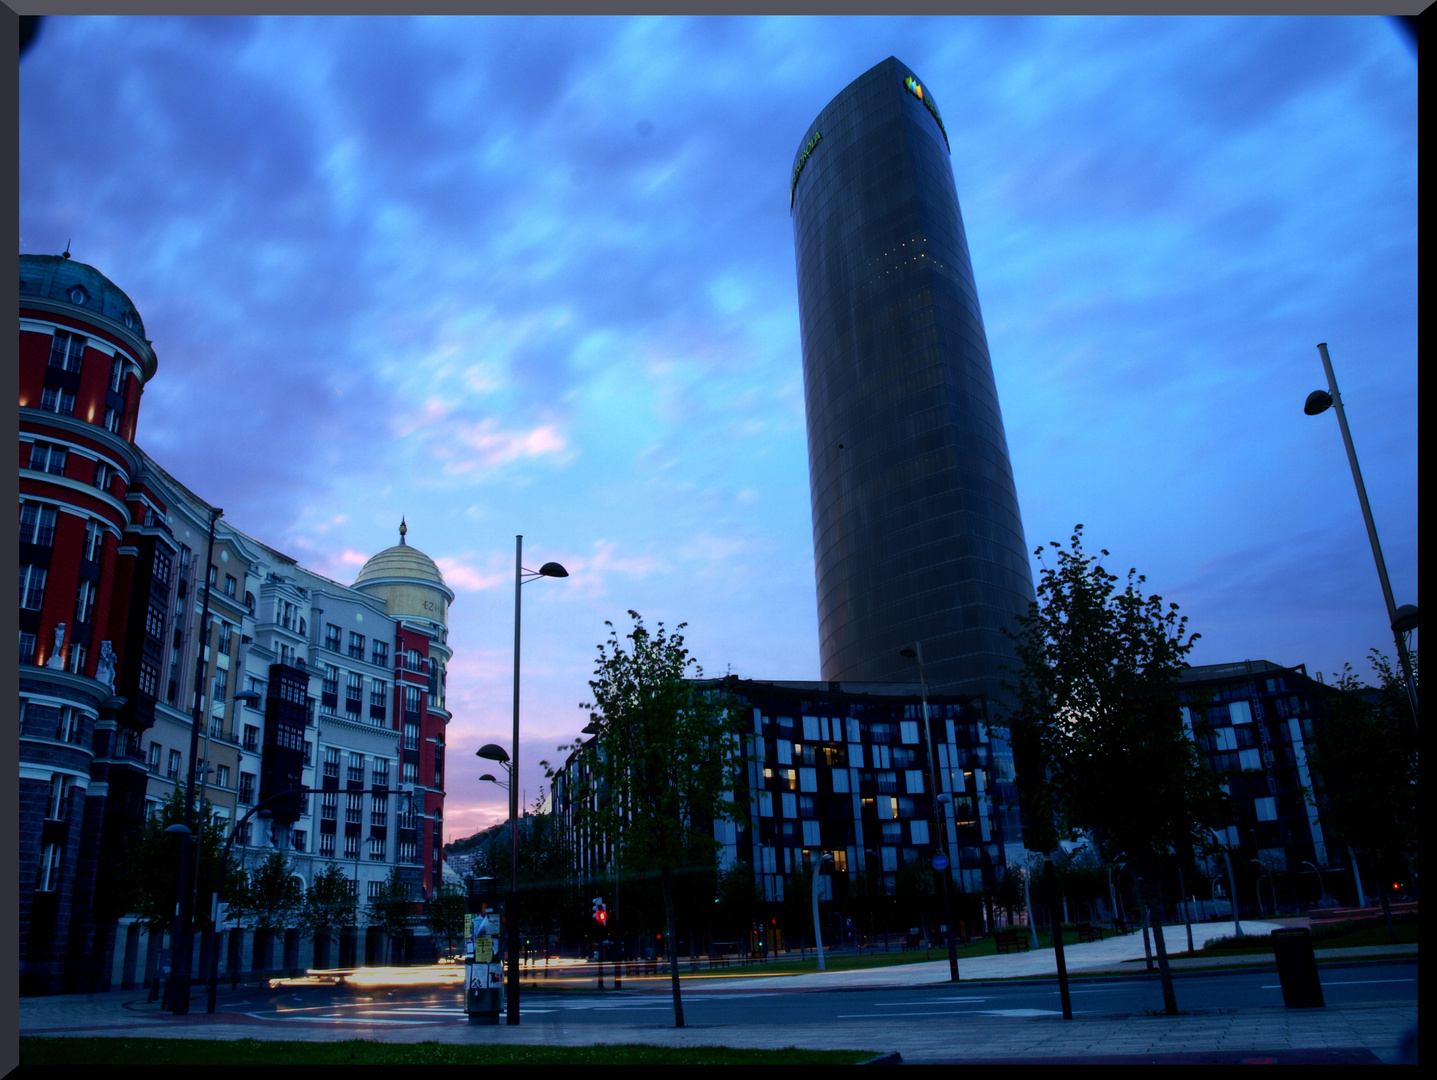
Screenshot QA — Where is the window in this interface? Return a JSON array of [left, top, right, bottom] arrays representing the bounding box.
[[403, 723, 419, 751], [49, 331, 86, 372], [325, 624, 341, 651], [144, 604, 165, 640], [371, 796, 388, 826], [67, 643, 87, 675], [237, 822, 252, 846], [167, 749, 182, 780], [368, 836, 386, 861], [369, 679, 387, 721], [372, 759, 390, 788], [402, 761, 418, 785], [93, 461, 112, 491], [346, 672, 363, 716], [19, 503, 57, 547], [292, 830, 307, 852], [83, 519, 103, 561], [20, 566, 48, 609], [368, 881, 385, 899], [109, 355, 125, 393], [319, 832, 335, 857], [398, 840, 418, 864], [909, 819, 930, 845], [46, 774, 74, 820], [215, 764, 230, 789], [29, 442, 67, 475], [153, 549, 172, 587], [322, 665, 339, 700], [213, 668, 228, 701], [243, 725, 258, 752], [348, 632, 365, 660], [218, 622, 233, 654], [148, 743, 161, 773], [403, 685, 422, 717], [372, 640, 388, 666], [321, 792, 338, 821], [348, 752, 365, 784], [324, 746, 340, 779], [303, 740, 313, 765], [103, 408, 121, 434], [19, 630, 37, 665], [40, 386, 77, 416], [278, 643, 296, 667], [406, 648, 421, 671], [343, 834, 359, 859], [37, 843, 64, 891], [281, 601, 293, 630], [237, 773, 256, 804], [137, 663, 159, 698], [346, 793, 363, 824], [224, 574, 237, 598]]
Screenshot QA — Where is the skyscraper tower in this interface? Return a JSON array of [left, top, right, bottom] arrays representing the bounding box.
[[791, 57, 1035, 701]]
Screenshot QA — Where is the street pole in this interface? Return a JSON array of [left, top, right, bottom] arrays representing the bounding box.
[[1313, 343, 1419, 729], [508, 535, 522, 1025], [1223, 849, 1244, 938], [171, 506, 220, 1014], [908, 642, 959, 981], [812, 853, 832, 970]]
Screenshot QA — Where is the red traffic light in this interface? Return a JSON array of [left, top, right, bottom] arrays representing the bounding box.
[[596, 911, 607, 925]]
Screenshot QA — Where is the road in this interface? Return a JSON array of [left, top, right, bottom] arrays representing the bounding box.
[[223, 960, 1417, 1030]]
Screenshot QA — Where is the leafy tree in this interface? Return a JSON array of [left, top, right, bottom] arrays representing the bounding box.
[[426, 882, 467, 955], [122, 789, 237, 933], [1000, 526, 1226, 1014], [714, 861, 763, 952], [230, 849, 303, 972], [571, 611, 744, 1027], [1305, 650, 1419, 941], [367, 868, 414, 965], [301, 864, 357, 969]]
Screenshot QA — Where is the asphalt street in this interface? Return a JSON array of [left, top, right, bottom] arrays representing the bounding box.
[[224, 960, 1417, 1031]]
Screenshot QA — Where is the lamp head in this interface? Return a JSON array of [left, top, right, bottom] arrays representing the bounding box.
[[477, 743, 510, 764], [233, 689, 262, 706], [164, 823, 192, 837], [899, 648, 917, 659], [538, 562, 569, 578], [1304, 389, 1334, 416], [479, 774, 498, 783], [1393, 604, 1419, 634]]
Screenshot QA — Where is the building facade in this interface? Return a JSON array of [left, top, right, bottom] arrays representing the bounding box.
[[553, 678, 1024, 938], [790, 57, 1036, 704], [19, 254, 453, 993]]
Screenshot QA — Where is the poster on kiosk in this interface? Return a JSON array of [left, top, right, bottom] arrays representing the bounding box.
[[464, 912, 504, 1023]]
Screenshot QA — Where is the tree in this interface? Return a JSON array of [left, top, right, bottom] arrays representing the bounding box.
[[122, 789, 237, 934], [1305, 650, 1419, 941], [301, 864, 357, 970], [230, 850, 303, 973], [426, 882, 467, 956], [1000, 526, 1226, 1015], [571, 611, 744, 1027], [367, 868, 414, 966]]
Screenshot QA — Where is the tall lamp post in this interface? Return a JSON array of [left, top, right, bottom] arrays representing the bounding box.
[[169, 506, 221, 1014], [811, 852, 834, 970], [900, 643, 959, 982], [501, 537, 568, 1027], [1304, 343, 1419, 729]]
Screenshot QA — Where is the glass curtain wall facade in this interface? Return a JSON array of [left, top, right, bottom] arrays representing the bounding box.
[[790, 57, 1035, 703]]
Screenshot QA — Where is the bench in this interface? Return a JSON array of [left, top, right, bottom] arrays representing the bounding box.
[[994, 929, 1031, 954], [707, 954, 731, 969], [1076, 922, 1105, 944]]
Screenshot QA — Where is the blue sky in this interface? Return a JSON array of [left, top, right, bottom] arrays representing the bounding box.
[[20, 16, 1418, 839]]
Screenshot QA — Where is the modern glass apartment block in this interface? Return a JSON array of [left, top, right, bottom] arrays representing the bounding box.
[[1178, 660, 1351, 909], [790, 57, 1036, 703], [552, 678, 1025, 937]]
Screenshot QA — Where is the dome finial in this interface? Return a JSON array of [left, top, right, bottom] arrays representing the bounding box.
[[399, 517, 407, 545]]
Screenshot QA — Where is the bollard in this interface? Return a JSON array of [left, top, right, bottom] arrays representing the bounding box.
[[1270, 927, 1324, 1008]]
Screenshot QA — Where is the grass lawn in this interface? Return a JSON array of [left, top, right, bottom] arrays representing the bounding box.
[[1160, 916, 1418, 959], [19, 1038, 879, 1065]]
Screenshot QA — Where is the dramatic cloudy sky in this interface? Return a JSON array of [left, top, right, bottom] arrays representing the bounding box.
[[19, 16, 1418, 840]]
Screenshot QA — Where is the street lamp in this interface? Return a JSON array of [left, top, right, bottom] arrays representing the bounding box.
[[811, 852, 834, 970], [1304, 344, 1419, 729], [1250, 859, 1274, 918], [1301, 860, 1331, 908], [899, 643, 960, 982], [506, 537, 569, 1024]]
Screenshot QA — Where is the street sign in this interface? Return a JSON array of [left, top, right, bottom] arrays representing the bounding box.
[[932, 854, 950, 871]]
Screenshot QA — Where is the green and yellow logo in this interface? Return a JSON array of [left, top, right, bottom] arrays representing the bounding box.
[[790, 130, 823, 209]]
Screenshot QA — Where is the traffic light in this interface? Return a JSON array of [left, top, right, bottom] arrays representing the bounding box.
[[592, 896, 607, 925]]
